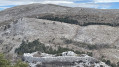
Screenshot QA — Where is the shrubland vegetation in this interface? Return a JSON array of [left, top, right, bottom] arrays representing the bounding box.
[[38, 15, 119, 26], [62, 38, 110, 50], [83, 22, 118, 27], [0, 53, 28, 67], [15, 39, 46, 55], [15, 39, 92, 56], [38, 15, 79, 25]]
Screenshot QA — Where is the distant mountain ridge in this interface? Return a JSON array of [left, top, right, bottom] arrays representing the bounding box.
[[1, 3, 119, 26]]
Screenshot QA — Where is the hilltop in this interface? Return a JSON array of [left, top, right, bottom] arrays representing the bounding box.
[[1, 4, 119, 26]]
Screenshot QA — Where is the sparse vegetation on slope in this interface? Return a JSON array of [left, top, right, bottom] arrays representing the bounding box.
[[38, 15, 79, 25], [15, 39, 92, 56], [62, 38, 110, 50], [38, 15, 119, 26], [83, 22, 119, 27]]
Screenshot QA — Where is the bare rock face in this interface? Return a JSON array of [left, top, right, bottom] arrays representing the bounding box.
[[23, 51, 109, 67]]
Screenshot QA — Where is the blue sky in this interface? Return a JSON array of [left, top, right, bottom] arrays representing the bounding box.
[[0, 0, 119, 10]]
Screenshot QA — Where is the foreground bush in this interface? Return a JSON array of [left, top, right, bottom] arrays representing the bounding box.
[[0, 53, 28, 67]]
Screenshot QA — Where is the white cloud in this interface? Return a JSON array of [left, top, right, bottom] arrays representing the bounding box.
[[0, 0, 74, 6], [94, 0, 119, 3], [61, 2, 111, 9], [0, 6, 10, 9], [0, 0, 96, 8], [41, 1, 73, 4], [0, 0, 113, 10], [61, 3, 99, 8]]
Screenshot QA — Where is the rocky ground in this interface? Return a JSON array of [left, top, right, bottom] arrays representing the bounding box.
[[23, 51, 109, 67]]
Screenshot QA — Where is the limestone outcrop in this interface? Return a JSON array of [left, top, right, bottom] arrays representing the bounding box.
[[23, 51, 109, 67]]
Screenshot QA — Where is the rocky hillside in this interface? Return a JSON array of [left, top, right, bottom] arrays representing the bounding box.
[[1, 3, 119, 65], [1, 4, 119, 26]]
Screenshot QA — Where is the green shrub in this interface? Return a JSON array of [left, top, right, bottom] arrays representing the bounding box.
[[39, 16, 78, 25], [13, 60, 28, 67], [15, 39, 46, 55], [0, 53, 28, 67], [0, 53, 11, 67], [15, 39, 86, 55], [38, 15, 119, 27]]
